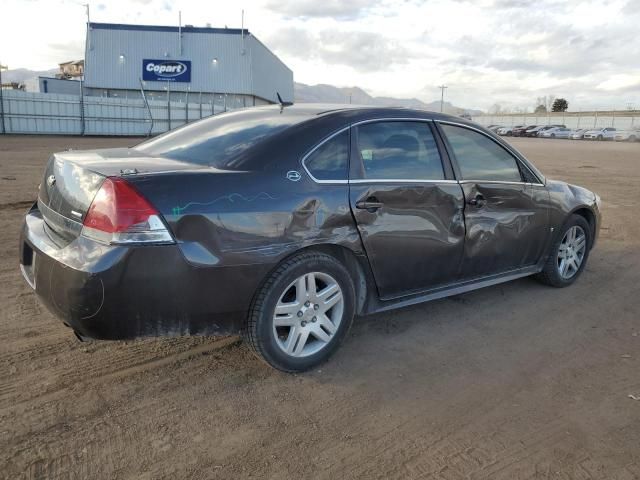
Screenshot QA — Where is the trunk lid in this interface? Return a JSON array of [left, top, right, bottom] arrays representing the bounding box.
[[38, 148, 202, 244]]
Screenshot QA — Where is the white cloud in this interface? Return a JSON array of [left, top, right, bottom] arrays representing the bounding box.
[[2, 0, 639, 110]]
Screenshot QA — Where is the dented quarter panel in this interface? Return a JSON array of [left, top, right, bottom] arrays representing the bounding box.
[[128, 170, 362, 270]]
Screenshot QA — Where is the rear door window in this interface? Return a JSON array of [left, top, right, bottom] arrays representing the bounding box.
[[440, 124, 523, 182], [355, 121, 445, 180]]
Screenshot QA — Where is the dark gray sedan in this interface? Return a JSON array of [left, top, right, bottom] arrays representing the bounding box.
[[20, 105, 601, 371]]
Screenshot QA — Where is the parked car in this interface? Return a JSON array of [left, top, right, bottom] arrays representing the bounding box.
[[569, 129, 589, 140], [513, 125, 538, 136], [497, 125, 524, 136], [614, 129, 640, 142], [487, 125, 504, 133], [541, 127, 572, 139], [524, 126, 546, 137], [583, 127, 616, 140], [525, 125, 563, 137], [19, 105, 602, 372]]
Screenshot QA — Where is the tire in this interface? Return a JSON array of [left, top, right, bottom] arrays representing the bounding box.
[[551, 134, 556, 138], [242, 251, 356, 372], [629, 135, 636, 142], [507, 131, 512, 136], [597, 135, 603, 141], [535, 215, 592, 288]]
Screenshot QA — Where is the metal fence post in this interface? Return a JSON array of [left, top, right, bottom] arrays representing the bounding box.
[[79, 79, 85, 135], [185, 89, 189, 125], [139, 78, 153, 136], [166, 81, 171, 132], [0, 63, 6, 134]]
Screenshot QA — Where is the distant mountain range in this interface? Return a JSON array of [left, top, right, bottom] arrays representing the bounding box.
[[295, 82, 482, 115]]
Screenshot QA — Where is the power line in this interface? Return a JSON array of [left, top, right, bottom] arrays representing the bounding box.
[[438, 85, 448, 113]]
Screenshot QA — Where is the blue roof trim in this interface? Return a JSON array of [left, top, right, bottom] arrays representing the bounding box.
[[89, 22, 248, 35]]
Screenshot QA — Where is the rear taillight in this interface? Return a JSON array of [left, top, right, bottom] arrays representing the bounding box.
[[81, 177, 173, 245]]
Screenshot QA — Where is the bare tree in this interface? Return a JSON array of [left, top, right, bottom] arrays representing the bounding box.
[[490, 103, 502, 114]]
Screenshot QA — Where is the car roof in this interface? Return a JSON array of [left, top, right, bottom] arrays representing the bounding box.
[[245, 103, 477, 127]]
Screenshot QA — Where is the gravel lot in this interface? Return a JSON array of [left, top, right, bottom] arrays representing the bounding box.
[[1, 135, 639, 479]]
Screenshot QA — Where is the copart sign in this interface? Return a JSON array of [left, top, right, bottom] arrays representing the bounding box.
[[142, 59, 191, 82]]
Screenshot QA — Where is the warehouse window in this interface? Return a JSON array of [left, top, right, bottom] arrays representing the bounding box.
[[303, 130, 349, 181]]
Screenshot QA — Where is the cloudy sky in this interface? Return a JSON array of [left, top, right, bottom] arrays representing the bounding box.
[[3, 0, 639, 110]]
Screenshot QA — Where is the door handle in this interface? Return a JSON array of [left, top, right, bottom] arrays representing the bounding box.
[[467, 194, 486, 207], [355, 197, 383, 212]]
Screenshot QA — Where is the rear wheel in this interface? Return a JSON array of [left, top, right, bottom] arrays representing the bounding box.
[[551, 133, 556, 138], [243, 252, 355, 372], [597, 135, 603, 141], [536, 215, 591, 287]]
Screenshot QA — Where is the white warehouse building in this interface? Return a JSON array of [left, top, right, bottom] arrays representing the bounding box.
[[82, 22, 293, 108]]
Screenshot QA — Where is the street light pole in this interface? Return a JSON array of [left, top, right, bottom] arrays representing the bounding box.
[[438, 85, 448, 113], [0, 63, 7, 134]]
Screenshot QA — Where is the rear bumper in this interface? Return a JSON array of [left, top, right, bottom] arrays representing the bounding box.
[[20, 208, 269, 340]]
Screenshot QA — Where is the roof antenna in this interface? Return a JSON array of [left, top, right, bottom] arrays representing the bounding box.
[[276, 92, 293, 113]]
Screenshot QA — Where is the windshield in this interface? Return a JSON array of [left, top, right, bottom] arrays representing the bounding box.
[[135, 107, 311, 168]]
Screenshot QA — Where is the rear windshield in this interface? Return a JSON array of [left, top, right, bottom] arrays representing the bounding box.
[[135, 107, 309, 168]]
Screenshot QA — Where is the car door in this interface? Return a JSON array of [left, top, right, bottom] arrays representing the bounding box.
[[348, 120, 466, 299], [437, 122, 550, 280]]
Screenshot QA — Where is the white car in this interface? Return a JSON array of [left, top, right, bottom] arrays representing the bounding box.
[[569, 129, 589, 140], [583, 127, 616, 141], [541, 127, 572, 139], [497, 125, 524, 136], [614, 129, 640, 142]]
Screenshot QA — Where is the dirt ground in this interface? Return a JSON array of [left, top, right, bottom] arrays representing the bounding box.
[[1, 134, 639, 479]]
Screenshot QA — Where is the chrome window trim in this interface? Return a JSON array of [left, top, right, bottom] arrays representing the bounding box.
[[301, 117, 439, 185], [436, 120, 546, 186], [458, 180, 545, 187], [300, 117, 547, 187], [349, 179, 458, 185], [300, 125, 351, 184]]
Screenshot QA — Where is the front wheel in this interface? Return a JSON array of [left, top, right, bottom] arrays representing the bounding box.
[[243, 252, 356, 372], [536, 215, 591, 287], [597, 135, 603, 141]]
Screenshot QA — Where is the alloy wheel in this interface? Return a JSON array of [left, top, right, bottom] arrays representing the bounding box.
[[272, 272, 344, 357], [557, 226, 587, 279]]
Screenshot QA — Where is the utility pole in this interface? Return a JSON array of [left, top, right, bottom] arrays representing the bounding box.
[[438, 85, 448, 113], [0, 63, 7, 134]]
